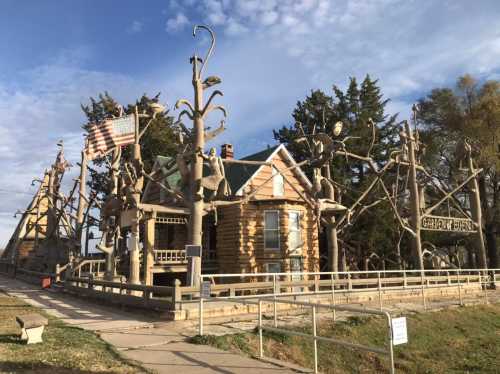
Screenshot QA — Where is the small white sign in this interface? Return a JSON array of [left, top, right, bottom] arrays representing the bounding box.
[[201, 281, 211, 299], [391, 317, 408, 345]]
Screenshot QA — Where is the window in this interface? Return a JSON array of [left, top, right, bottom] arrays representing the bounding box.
[[155, 225, 175, 249], [272, 167, 284, 196], [288, 211, 302, 256], [264, 262, 281, 281], [264, 210, 280, 250]]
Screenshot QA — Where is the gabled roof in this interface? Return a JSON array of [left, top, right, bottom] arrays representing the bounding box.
[[224, 145, 279, 195], [144, 143, 312, 201], [226, 144, 312, 196]]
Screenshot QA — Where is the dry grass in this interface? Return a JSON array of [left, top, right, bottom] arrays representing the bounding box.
[[0, 291, 144, 373], [193, 303, 500, 373]]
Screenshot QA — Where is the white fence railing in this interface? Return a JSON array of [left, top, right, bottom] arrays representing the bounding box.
[[74, 258, 106, 278], [199, 269, 499, 302], [154, 249, 187, 264], [258, 299, 395, 374]]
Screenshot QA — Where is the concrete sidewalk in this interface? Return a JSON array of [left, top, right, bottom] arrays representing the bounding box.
[[0, 275, 295, 373]]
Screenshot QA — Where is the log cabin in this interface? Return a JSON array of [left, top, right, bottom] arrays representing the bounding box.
[[140, 143, 320, 285]]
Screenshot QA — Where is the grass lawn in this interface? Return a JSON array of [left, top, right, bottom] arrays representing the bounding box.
[[0, 291, 144, 373], [192, 303, 500, 373]]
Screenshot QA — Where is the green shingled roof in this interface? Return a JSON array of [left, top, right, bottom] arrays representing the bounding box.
[[224, 145, 279, 194], [151, 145, 280, 196]]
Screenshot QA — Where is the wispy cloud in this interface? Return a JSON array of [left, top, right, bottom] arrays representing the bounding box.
[[2, 1, 500, 247], [0, 49, 147, 247], [166, 12, 189, 33], [128, 20, 143, 34]]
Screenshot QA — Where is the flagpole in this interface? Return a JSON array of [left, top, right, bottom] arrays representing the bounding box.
[[76, 149, 87, 255]]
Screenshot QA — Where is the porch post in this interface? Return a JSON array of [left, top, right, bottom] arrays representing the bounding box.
[[143, 213, 156, 286]]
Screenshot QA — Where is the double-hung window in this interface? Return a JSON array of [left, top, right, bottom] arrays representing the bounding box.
[[264, 210, 280, 250], [288, 211, 302, 256]]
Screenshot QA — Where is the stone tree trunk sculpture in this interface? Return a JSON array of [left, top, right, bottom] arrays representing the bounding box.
[[175, 25, 227, 287]]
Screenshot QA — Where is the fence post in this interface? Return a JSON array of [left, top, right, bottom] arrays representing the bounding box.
[[377, 272, 383, 310], [331, 273, 336, 321], [420, 271, 426, 310], [447, 271, 451, 286], [481, 271, 488, 304], [258, 300, 263, 359], [314, 274, 319, 293], [273, 274, 278, 328], [173, 279, 181, 308], [457, 271, 463, 306], [386, 313, 395, 374], [199, 298, 204, 336], [312, 305, 318, 374], [348, 272, 352, 291], [403, 270, 407, 289]]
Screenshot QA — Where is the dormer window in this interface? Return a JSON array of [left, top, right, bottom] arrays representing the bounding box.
[[272, 167, 284, 197]]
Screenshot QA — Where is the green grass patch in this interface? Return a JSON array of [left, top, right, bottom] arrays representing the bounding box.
[[192, 304, 500, 373], [0, 291, 143, 373]]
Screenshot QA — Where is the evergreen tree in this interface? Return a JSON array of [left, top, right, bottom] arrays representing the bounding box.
[[80, 92, 177, 201], [274, 75, 402, 270]]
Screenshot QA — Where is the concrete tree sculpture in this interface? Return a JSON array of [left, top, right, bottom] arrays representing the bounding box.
[[174, 25, 227, 287]]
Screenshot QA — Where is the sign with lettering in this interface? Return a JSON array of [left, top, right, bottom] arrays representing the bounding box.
[[421, 215, 476, 233], [391, 317, 408, 345], [201, 281, 211, 299]]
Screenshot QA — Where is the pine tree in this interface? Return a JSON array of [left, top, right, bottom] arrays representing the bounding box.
[[274, 76, 402, 270], [80, 92, 177, 200]]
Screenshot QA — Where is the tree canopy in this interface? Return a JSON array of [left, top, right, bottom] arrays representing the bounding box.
[[80, 92, 178, 200]]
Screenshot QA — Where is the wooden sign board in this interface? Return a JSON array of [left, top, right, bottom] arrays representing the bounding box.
[[186, 245, 202, 257], [421, 215, 476, 233]]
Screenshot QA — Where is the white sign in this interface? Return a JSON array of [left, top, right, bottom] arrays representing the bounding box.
[[391, 317, 408, 345], [201, 281, 211, 299]]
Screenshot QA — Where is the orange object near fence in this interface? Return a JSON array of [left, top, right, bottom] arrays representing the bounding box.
[[41, 277, 51, 289]]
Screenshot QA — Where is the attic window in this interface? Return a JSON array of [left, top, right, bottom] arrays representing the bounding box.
[[272, 167, 284, 197]]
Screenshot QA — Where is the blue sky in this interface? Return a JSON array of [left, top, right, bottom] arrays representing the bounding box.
[[1, 0, 500, 246]]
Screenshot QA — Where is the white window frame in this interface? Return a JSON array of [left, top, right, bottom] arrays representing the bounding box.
[[272, 167, 285, 197], [264, 210, 280, 251], [288, 210, 302, 256]]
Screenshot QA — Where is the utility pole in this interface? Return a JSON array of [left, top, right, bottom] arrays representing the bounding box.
[[405, 120, 424, 270]]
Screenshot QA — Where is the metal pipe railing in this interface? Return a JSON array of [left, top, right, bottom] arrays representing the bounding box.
[[256, 299, 395, 374], [198, 268, 497, 301]]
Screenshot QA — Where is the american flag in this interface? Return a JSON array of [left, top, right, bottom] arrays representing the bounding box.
[[85, 115, 135, 159]]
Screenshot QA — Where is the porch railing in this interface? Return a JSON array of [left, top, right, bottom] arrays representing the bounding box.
[[154, 249, 187, 264]]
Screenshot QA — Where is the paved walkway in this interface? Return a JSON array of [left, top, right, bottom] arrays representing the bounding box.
[[0, 275, 295, 374]]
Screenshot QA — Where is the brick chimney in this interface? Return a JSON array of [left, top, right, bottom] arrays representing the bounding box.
[[221, 144, 234, 159]]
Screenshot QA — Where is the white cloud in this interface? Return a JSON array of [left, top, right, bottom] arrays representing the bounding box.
[[0, 50, 148, 248], [166, 12, 189, 33], [129, 20, 143, 33]]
